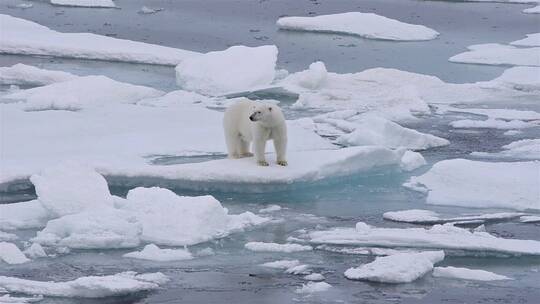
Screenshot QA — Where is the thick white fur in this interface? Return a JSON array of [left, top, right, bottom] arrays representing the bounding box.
[[223, 98, 287, 166]]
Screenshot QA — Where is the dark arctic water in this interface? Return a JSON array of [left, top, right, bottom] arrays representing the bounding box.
[[1, 0, 540, 303]]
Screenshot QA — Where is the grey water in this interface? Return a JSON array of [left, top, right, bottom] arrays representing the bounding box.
[[1, 0, 540, 303]]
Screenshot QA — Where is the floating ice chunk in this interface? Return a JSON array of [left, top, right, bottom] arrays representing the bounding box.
[[449, 44, 540, 66], [510, 33, 540, 47], [0, 14, 199, 65], [283, 61, 327, 90], [405, 159, 540, 210], [0, 272, 165, 298], [316, 114, 449, 150], [504, 130, 522, 136], [472, 139, 540, 159], [0, 242, 30, 264], [259, 205, 282, 213], [23, 243, 47, 259], [295, 281, 332, 293], [30, 164, 114, 217], [484, 66, 540, 92], [175, 45, 277, 96], [277, 12, 439, 41], [260, 259, 300, 269], [50, 0, 116, 8], [303, 273, 325, 281], [317, 245, 421, 256], [286, 264, 310, 275], [3, 75, 163, 111], [400, 151, 427, 171], [32, 208, 142, 249], [11, 3, 34, 9], [0, 231, 18, 242], [0, 200, 50, 231], [245, 242, 312, 253], [305, 222, 540, 255], [0, 64, 78, 86], [344, 251, 444, 283], [520, 215, 540, 223], [0, 295, 42, 303], [121, 187, 268, 246], [123, 244, 193, 261], [139, 6, 163, 14], [450, 118, 535, 129], [437, 105, 540, 120], [524, 5, 540, 13], [383, 210, 523, 225], [433, 266, 511, 281]]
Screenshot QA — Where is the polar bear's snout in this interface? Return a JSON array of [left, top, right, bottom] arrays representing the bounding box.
[[249, 111, 262, 121]]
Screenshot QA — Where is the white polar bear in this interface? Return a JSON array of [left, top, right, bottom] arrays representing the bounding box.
[[223, 98, 287, 166]]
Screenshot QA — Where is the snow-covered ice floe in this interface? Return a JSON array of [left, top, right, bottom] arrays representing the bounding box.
[[433, 266, 511, 281], [0, 14, 199, 65], [0, 272, 167, 298], [449, 43, 540, 66], [49, 0, 116, 8], [276, 12, 439, 41], [302, 222, 540, 255], [2, 75, 163, 111], [123, 244, 193, 261], [449, 118, 536, 129], [511, 33, 540, 47], [245, 242, 312, 252], [175, 45, 277, 96], [520, 215, 540, 223], [295, 281, 332, 293], [471, 139, 540, 159], [436, 105, 540, 121], [0, 64, 78, 86], [524, 5, 540, 13], [344, 251, 444, 283], [0, 242, 30, 265], [0, 200, 49, 230], [0, 294, 42, 303], [275, 62, 538, 121], [383, 210, 524, 225], [0, 231, 18, 242], [405, 159, 540, 211]]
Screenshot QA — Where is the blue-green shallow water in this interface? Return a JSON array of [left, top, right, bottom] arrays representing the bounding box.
[[1, 0, 540, 303]]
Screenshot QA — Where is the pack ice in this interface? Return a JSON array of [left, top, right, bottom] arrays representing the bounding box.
[[303, 222, 540, 255], [277, 12, 439, 41], [405, 159, 540, 211], [0, 14, 199, 65]]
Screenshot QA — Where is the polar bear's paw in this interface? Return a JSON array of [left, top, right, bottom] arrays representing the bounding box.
[[277, 160, 288, 166], [257, 160, 269, 166], [241, 152, 254, 157]]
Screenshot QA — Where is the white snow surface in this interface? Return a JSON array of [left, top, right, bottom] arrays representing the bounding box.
[[510, 33, 540, 47], [123, 244, 193, 261], [0, 14, 199, 65], [2, 75, 164, 111], [437, 105, 540, 120], [405, 159, 540, 211], [344, 251, 445, 283], [449, 44, 540, 66], [245, 242, 313, 252], [304, 222, 540, 255], [0, 64, 78, 86], [175, 45, 277, 96], [0, 272, 166, 298], [433, 266, 511, 281], [295, 281, 332, 293], [50, 0, 116, 8], [383, 210, 523, 224], [277, 12, 439, 41], [0, 200, 49, 231], [450, 118, 535, 129], [0, 242, 30, 264], [472, 139, 540, 159]]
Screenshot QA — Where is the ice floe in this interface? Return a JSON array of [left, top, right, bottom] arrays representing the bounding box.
[[2, 75, 163, 111], [0, 14, 199, 65], [0, 272, 167, 298], [303, 273, 325, 281], [511, 33, 540, 47], [436, 105, 540, 121], [123, 244, 193, 261], [524, 5, 540, 13], [449, 44, 540, 66], [471, 139, 540, 159], [245, 242, 313, 252], [0, 231, 18, 242], [49, 0, 116, 8], [175, 45, 277, 96], [23, 243, 47, 259], [303, 222, 540, 255], [139, 6, 163, 14], [450, 118, 535, 129], [259, 205, 283, 213], [295, 281, 332, 293], [344, 251, 445, 283], [0, 295, 42, 303], [0, 64, 78, 86], [433, 266, 511, 281], [260, 259, 300, 269], [399, 151, 427, 171], [0, 242, 29, 264], [383, 209, 524, 225], [0, 200, 49, 231], [486, 66, 540, 92], [520, 215, 540, 223], [277, 12, 439, 41], [405, 159, 540, 210]]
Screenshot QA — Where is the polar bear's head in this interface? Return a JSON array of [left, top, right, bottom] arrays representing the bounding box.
[[249, 103, 275, 123]]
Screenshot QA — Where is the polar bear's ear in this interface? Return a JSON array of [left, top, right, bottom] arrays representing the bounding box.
[[268, 106, 272, 112]]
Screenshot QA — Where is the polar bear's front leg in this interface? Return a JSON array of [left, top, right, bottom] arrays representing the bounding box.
[[253, 128, 269, 166], [273, 133, 288, 166]]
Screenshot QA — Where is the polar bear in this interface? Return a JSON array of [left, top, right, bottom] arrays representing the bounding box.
[[223, 99, 287, 166]]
